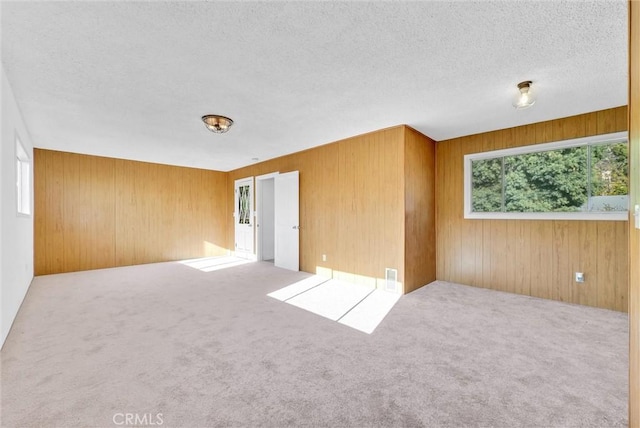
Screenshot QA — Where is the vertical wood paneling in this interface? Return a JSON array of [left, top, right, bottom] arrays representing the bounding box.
[[380, 129, 404, 286], [472, 220, 484, 287], [436, 106, 629, 312], [315, 143, 340, 276], [529, 221, 553, 300], [629, 2, 640, 424], [404, 127, 437, 292], [435, 139, 449, 281], [34, 150, 47, 275], [481, 220, 493, 290], [513, 221, 531, 296], [337, 135, 359, 283], [452, 137, 465, 284], [552, 221, 571, 303], [505, 221, 517, 294], [596, 222, 618, 309], [489, 219, 508, 292], [88, 156, 116, 269], [42, 151, 65, 274], [115, 159, 148, 266], [576, 221, 597, 307], [34, 149, 227, 275], [227, 126, 410, 291], [62, 153, 81, 273], [55, 153, 117, 273]]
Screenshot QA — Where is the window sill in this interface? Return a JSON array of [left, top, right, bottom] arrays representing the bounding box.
[[464, 211, 628, 221]]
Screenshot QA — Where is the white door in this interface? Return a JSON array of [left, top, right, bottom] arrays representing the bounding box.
[[274, 171, 299, 271], [234, 177, 254, 259]]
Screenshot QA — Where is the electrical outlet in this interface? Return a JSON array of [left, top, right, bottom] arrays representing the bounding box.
[[322, 254, 327, 262], [575, 272, 585, 283]]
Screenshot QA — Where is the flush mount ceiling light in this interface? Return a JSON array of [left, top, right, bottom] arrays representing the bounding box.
[[201, 115, 234, 133], [512, 80, 536, 110]]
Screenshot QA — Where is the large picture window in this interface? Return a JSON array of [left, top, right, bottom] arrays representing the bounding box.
[[464, 131, 628, 220]]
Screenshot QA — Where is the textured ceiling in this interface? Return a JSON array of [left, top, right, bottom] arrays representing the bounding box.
[[1, 1, 628, 171]]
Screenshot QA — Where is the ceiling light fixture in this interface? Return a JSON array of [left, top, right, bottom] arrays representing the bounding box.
[[512, 80, 536, 110], [201, 115, 234, 133]]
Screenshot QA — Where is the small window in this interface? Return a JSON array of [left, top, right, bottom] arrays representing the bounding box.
[[16, 136, 31, 216], [464, 131, 628, 220]]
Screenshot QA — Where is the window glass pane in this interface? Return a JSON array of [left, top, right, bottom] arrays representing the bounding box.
[[238, 185, 250, 224], [16, 159, 23, 213], [16, 137, 31, 216], [20, 161, 31, 215], [504, 146, 588, 212], [471, 158, 502, 212], [589, 141, 628, 212], [589, 142, 629, 212]]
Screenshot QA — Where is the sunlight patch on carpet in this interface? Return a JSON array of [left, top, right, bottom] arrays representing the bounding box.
[[287, 280, 373, 321], [178, 256, 253, 272], [267, 275, 330, 301], [338, 289, 401, 334], [268, 276, 400, 334]]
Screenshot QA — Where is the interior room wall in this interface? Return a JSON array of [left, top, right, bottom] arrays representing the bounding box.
[[260, 178, 275, 260], [404, 127, 437, 292], [227, 126, 408, 290], [34, 149, 228, 275], [1, 64, 35, 347], [436, 106, 629, 312], [628, 0, 639, 424]]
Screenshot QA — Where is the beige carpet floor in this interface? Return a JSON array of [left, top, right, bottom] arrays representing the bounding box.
[[1, 260, 629, 427]]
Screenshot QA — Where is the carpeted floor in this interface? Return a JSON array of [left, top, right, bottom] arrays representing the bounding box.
[[1, 260, 628, 427]]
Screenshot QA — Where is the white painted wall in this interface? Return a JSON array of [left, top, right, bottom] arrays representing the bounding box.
[[261, 178, 275, 260], [1, 63, 34, 348]]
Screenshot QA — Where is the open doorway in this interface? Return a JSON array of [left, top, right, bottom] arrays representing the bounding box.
[[256, 171, 300, 271], [256, 173, 278, 262]]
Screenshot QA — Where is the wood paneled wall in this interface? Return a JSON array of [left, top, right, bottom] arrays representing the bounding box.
[[404, 127, 437, 292], [227, 125, 436, 293], [227, 127, 411, 290], [436, 106, 629, 312], [628, 0, 639, 425], [34, 149, 228, 275]]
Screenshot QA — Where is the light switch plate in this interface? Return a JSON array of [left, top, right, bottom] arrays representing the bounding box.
[[635, 204, 640, 229]]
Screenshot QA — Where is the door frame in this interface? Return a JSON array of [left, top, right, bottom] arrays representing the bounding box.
[[234, 176, 255, 260], [255, 172, 279, 261]]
